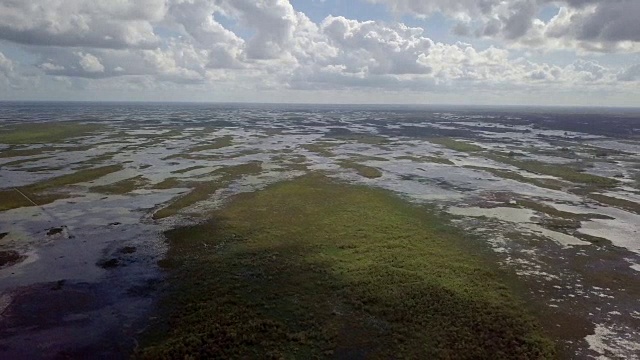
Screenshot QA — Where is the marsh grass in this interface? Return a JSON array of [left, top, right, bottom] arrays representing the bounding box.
[[396, 155, 455, 165], [428, 138, 484, 152], [516, 199, 613, 221], [171, 166, 207, 174], [0, 123, 103, 144], [138, 174, 555, 359], [588, 193, 640, 215], [91, 175, 149, 195], [339, 160, 383, 179], [152, 162, 263, 219], [302, 142, 336, 157], [0, 165, 123, 211], [464, 166, 567, 191], [152, 178, 182, 190], [335, 134, 391, 146], [484, 154, 618, 188], [189, 135, 234, 152], [0, 156, 51, 168]]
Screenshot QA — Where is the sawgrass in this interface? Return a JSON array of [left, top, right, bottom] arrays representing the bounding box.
[[339, 160, 383, 179], [152, 162, 263, 219], [396, 155, 455, 165], [189, 135, 234, 152], [90, 175, 149, 195], [0, 165, 123, 211], [588, 193, 640, 215], [484, 154, 618, 189], [138, 174, 555, 359], [0, 123, 103, 144], [429, 138, 484, 152]]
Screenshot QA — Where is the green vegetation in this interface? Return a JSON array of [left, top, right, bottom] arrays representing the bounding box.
[[153, 162, 263, 219], [0, 156, 50, 168], [338, 160, 383, 179], [0, 123, 103, 144], [190, 135, 234, 152], [0, 165, 123, 211], [272, 154, 310, 172], [465, 166, 567, 191], [139, 175, 554, 359], [348, 154, 390, 162], [171, 166, 207, 174], [588, 193, 640, 215], [516, 199, 613, 221], [0, 144, 95, 159], [335, 134, 391, 146], [26, 165, 124, 192], [302, 142, 336, 158], [152, 178, 182, 190], [0, 148, 52, 159], [428, 138, 484, 152], [484, 154, 618, 188], [91, 175, 149, 195], [396, 155, 455, 165]]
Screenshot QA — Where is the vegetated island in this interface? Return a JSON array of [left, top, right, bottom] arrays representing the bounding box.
[[137, 173, 555, 359]]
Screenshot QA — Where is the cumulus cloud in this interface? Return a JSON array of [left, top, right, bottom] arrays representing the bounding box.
[[367, 0, 640, 52], [77, 52, 105, 73], [0, 0, 636, 103], [617, 64, 640, 82], [0, 51, 36, 90], [0, 0, 166, 48], [320, 16, 433, 75]]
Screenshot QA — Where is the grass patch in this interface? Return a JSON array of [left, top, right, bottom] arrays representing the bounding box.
[[0, 156, 50, 168], [588, 194, 640, 215], [152, 178, 182, 190], [428, 138, 484, 152], [0, 165, 123, 211], [25, 165, 124, 192], [171, 166, 207, 174], [152, 182, 220, 220], [336, 134, 391, 146], [0, 123, 104, 144], [0, 147, 53, 159], [138, 174, 555, 359], [339, 160, 383, 179], [302, 143, 336, 158], [90, 175, 149, 195], [348, 154, 390, 162], [153, 162, 263, 219], [516, 199, 613, 221], [484, 154, 618, 188], [396, 155, 455, 165], [0, 144, 95, 159], [465, 166, 568, 191], [190, 135, 234, 152]]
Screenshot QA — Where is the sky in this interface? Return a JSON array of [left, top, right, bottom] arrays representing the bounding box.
[[0, 0, 638, 106]]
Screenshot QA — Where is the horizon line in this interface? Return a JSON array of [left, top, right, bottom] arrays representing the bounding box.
[[1, 100, 639, 110]]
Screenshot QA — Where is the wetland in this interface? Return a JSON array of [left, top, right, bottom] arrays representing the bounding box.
[[0, 102, 639, 358]]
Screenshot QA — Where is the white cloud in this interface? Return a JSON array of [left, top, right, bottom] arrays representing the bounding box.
[[367, 0, 640, 53], [320, 16, 433, 75], [39, 62, 65, 71], [0, 0, 636, 105], [0, 51, 14, 73], [617, 64, 640, 82], [0, 0, 166, 49], [77, 52, 105, 73]]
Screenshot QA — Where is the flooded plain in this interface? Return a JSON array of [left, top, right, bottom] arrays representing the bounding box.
[[0, 103, 639, 358]]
